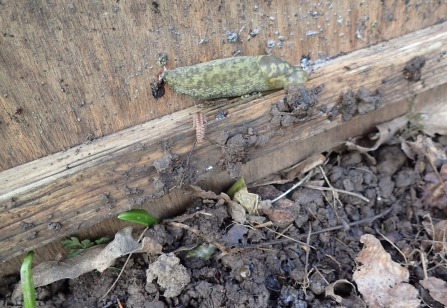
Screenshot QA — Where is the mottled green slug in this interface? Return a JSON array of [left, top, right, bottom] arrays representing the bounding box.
[[162, 55, 307, 100]]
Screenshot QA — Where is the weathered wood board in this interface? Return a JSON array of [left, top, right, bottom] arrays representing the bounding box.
[[0, 0, 446, 171], [1, 21, 447, 275]]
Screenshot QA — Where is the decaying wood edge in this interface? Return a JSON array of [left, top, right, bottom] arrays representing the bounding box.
[[0, 22, 446, 266]]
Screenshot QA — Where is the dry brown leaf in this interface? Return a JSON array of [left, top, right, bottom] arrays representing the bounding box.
[[353, 234, 420, 308], [284, 153, 325, 180], [346, 114, 407, 153], [420, 276, 447, 306], [186, 185, 246, 223], [422, 219, 447, 251], [407, 135, 447, 164], [422, 219, 447, 242], [233, 186, 258, 214], [226, 199, 247, 224], [13, 227, 162, 298], [421, 164, 447, 209], [420, 100, 447, 136]]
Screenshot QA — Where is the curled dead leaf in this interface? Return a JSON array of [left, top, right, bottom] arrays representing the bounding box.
[[346, 115, 407, 153]]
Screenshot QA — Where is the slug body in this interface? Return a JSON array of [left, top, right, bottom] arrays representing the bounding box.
[[162, 55, 307, 100]]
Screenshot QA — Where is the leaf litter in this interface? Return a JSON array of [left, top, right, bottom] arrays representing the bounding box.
[[3, 103, 447, 307]]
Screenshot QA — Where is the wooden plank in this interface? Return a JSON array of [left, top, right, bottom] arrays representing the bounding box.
[[0, 22, 446, 271], [0, 0, 446, 171]]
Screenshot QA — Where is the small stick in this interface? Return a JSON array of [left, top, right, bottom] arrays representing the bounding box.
[[253, 221, 273, 229], [304, 184, 370, 202], [318, 165, 342, 224], [275, 223, 293, 239], [99, 227, 148, 302], [264, 226, 316, 249], [376, 228, 408, 265], [117, 298, 124, 308], [272, 171, 313, 202], [303, 223, 312, 293]]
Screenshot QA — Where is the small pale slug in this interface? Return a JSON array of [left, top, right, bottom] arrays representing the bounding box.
[[162, 55, 308, 100]]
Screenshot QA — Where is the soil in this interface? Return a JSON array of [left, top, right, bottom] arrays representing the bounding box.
[[2, 136, 447, 307]]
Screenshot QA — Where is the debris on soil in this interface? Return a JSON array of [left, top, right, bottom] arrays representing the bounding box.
[[353, 234, 420, 308], [270, 83, 324, 127], [338, 87, 382, 121], [146, 253, 190, 298], [3, 114, 447, 308], [12, 227, 162, 298], [404, 55, 426, 81]]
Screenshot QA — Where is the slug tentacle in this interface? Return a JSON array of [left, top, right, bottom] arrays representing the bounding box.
[[162, 55, 307, 100]]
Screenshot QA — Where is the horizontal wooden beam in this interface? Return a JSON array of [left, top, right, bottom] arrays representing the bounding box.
[[1, 22, 447, 265]]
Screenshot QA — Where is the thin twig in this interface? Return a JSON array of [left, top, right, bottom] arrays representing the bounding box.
[[419, 249, 428, 280], [313, 267, 330, 285], [275, 223, 294, 239], [272, 171, 313, 202], [304, 185, 370, 202], [295, 204, 395, 239], [325, 254, 342, 273], [228, 204, 395, 253], [376, 228, 408, 265], [319, 166, 342, 224], [303, 223, 312, 293], [264, 226, 316, 249], [100, 227, 149, 302], [253, 221, 273, 229], [117, 298, 124, 308]]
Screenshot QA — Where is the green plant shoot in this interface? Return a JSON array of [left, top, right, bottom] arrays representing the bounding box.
[[118, 209, 160, 227], [226, 178, 246, 199], [21, 251, 36, 308], [61, 236, 110, 258]]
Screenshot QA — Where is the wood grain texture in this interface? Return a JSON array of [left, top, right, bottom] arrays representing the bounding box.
[[0, 0, 446, 170], [1, 22, 447, 275]]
